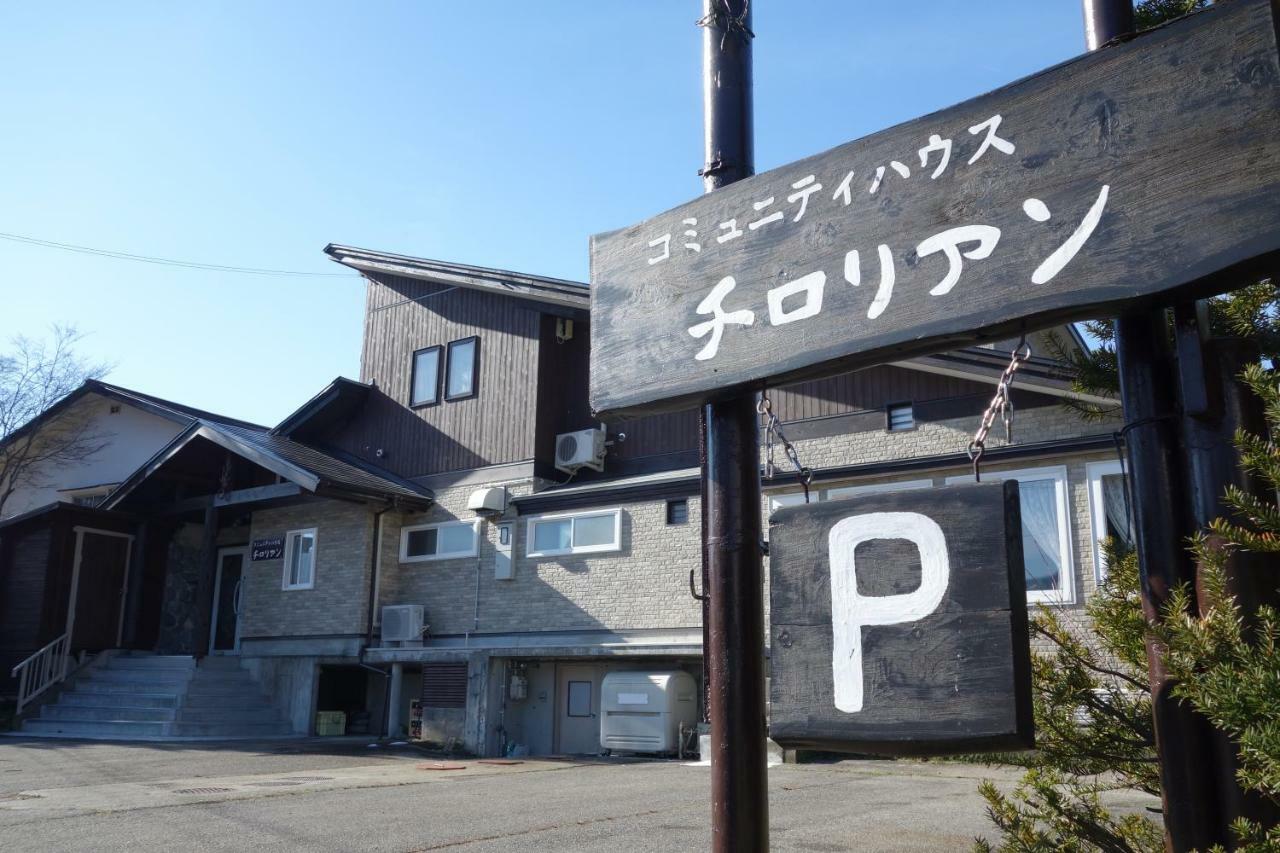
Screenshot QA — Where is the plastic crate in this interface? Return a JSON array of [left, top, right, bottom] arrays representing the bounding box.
[[315, 711, 346, 736]]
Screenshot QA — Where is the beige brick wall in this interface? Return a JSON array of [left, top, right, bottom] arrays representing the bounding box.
[[385, 478, 703, 636], [240, 500, 375, 639], [240, 399, 1121, 643]]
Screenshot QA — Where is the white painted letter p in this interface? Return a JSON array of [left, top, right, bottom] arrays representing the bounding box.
[[828, 512, 950, 713]]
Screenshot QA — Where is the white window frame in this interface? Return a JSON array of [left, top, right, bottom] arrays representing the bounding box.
[[946, 465, 1075, 605], [400, 519, 481, 563], [282, 527, 318, 591], [768, 479, 933, 512], [1086, 460, 1127, 584], [525, 508, 622, 558]]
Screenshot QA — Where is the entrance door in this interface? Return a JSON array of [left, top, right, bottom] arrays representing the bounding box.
[[555, 663, 601, 755], [68, 529, 133, 652], [209, 547, 247, 655]]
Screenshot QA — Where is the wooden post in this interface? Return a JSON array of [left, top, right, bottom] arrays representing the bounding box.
[[1082, 5, 1227, 848], [192, 506, 218, 658], [1176, 318, 1280, 836], [698, 2, 769, 851], [120, 521, 148, 649]]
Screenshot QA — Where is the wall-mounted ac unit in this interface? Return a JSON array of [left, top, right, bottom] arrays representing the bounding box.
[[555, 426, 606, 475], [381, 605, 425, 647]]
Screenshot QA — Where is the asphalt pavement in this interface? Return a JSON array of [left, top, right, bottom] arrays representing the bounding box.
[[0, 737, 1156, 851]]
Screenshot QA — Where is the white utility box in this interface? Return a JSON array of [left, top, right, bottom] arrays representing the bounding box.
[[600, 670, 698, 755]]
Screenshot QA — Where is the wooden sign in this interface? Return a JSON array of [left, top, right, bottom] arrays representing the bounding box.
[[768, 481, 1032, 755], [250, 537, 284, 562], [590, 0, 1280, 418]]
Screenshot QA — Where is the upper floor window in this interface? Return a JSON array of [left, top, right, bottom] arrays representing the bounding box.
[[446, 337, 479, 400], [411, 346, 442, 407], [401, 519, 480, 562], [526, 508, 622, 558], [666, 499, 689, 525], [283, 528, 317, 590]]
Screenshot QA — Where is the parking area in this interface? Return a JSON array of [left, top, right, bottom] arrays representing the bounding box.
[[0, 738, 1149, 851]]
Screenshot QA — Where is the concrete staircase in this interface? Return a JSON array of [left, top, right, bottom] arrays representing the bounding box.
[[19, 654, 295, 740]]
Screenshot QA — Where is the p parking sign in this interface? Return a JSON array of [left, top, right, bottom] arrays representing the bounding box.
[[768, 481, 1033, 755]]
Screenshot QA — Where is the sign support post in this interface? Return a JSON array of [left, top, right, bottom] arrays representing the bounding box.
[[697, 2, 770, 851], [1082, 2, 1225, 849]]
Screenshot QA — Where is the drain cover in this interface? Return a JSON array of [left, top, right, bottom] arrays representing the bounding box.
[[243, 781, 303, 787], [173, 787, 234, 795], [282, 776, 332, 782]]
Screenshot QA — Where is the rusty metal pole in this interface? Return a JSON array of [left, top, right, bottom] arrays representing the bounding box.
[[698, 2, 769, 851], [1082, 3, 1225, 849]]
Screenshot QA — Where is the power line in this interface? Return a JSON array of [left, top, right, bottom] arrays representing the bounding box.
[[0, 231, 354, 277]]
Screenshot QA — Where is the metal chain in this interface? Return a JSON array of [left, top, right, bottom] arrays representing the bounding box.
[[758, 394, 813, 502], [967, 336, 1033, 482]]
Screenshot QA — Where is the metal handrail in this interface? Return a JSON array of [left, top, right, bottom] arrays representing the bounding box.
[[10, 633, 70, 715]]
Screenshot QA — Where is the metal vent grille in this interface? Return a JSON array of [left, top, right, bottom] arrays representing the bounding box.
[[887, 403, 915, 432], [421, 662, 469, 709]]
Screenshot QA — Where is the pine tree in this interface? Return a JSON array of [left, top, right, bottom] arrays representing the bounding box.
[[974, 5, 1280, 844]]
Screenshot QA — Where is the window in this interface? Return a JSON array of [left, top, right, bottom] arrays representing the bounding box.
[[946, 466, 1075, 604], [282, 528, 317, 590], [886, 402, 915, 432], [400, 519, 480, 562], [410, 346, 442, 407], [421, 662, 468, 709], [1086, 460, 1133, 583], [666, 499, 689, 525], [526, 509, 622, 557], [567, 681, 592, 717], [445, 337, 479, 400]]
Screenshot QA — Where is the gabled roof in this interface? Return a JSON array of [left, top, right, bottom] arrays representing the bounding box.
[[86, 380, 265, 429], [101, 419, 433, 511], [0, 378, 262, 454], [272, 376, 371, 440], [324, 243, 590, 312]]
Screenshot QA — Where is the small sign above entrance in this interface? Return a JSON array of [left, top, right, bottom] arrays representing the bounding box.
[[768, 481, 1033, 756], [250, 537, 284, 562]]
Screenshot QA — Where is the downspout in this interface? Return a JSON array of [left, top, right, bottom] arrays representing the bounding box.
[[364, 505, 390, 648], [361, 505, 392, 736]]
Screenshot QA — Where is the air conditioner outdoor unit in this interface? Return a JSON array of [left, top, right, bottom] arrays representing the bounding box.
[[555, 426, 606, 475], [381, 605, 425, 647]]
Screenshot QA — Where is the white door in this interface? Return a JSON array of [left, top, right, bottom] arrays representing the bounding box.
[[209, 547, 247, 655], [555, 663, 601, 754]]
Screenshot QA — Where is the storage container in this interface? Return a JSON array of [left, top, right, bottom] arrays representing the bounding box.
[[600, 670, 698, 754], [315, 710, 347, 736]]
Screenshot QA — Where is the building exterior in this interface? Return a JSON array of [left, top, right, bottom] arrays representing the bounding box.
[[5, 244, 1130, 754], [0, 380, 265, 519]]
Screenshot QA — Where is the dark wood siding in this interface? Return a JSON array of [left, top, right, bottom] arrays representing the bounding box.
[[331, 274, 542, 477], [534, 316, 701, 474], [0, 525, 53, 673], [769, 366, 990, 422]]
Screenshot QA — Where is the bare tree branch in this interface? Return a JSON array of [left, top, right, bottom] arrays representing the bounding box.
[[0, 326, 111, 517]]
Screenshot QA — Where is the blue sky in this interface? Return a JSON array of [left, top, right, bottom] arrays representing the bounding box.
[[0, 2, 1086, 426]]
